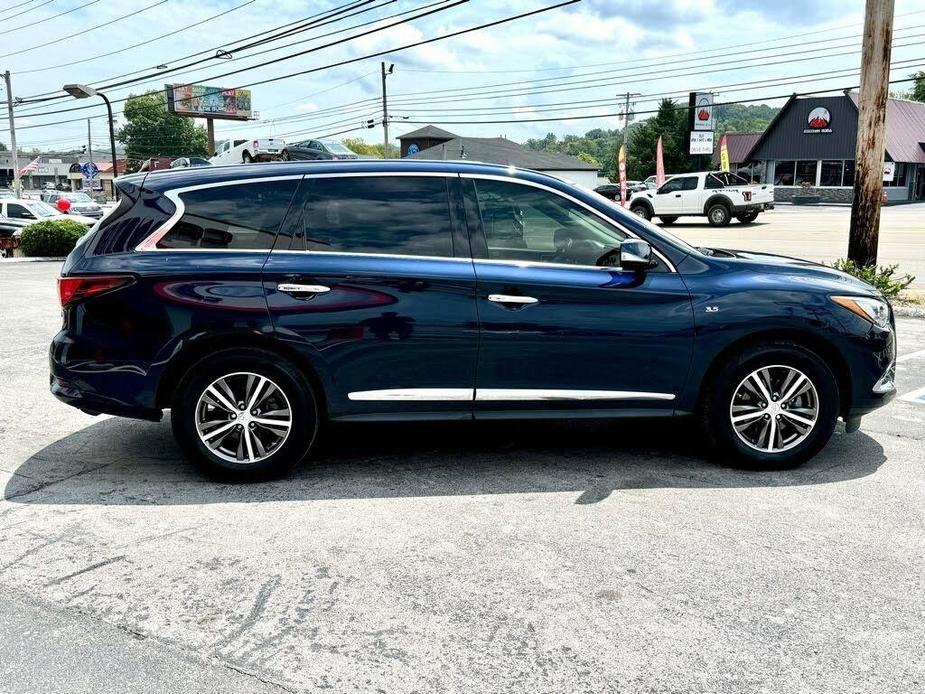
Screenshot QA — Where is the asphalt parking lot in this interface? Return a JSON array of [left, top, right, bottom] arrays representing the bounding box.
[[2, 261, 925, 693], [666, 202, 925, 292]]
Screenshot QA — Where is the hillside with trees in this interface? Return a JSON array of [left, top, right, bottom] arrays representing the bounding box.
[[523, 100, 779, 181]]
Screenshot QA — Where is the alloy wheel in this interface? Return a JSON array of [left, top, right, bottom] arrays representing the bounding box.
[[195, 372, 293, 464], [729, 365, 819, 453]]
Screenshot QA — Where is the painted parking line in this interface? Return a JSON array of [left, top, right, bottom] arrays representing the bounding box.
[[897, 348, 925, 364], [899, 385, 925, 404]]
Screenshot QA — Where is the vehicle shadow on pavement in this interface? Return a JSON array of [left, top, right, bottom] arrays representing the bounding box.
[[4, 416, 885, 506]]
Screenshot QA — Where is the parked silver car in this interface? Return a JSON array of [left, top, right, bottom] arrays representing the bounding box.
[[0, 199, 98, 238], [42, 191, 104, 219]]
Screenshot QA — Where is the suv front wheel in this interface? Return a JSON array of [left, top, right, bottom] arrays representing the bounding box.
[[171, 348, 320, 480], [700, 342, 839, 469]]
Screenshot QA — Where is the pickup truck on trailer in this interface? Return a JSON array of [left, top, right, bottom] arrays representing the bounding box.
[[209, 137, 286, 165], [629, 171, 774, 226]]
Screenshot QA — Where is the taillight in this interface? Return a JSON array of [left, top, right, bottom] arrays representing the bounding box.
[[58, 275, 134, 308]]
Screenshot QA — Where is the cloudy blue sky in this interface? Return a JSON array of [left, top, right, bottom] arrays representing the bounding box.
[[2, 0, 924, 152]]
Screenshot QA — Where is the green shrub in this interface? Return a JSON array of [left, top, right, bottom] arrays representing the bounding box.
[[831, 258, 915, 298], [19, 219, 90, 257]]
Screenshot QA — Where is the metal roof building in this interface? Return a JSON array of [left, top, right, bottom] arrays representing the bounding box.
[[399, 126, 606, 189], [728, 92, 925, 203]]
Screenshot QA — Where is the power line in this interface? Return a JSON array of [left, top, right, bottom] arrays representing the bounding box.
[[0, 0, 170, 59], [15, 0, 258, 75], [15, 0, 383, 102], [7, 0, 101, 33], [0, 0, 52, 21], [10, 0, 469, 122]]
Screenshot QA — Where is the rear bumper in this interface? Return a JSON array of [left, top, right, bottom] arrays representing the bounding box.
[[49, 333, 163, 421]]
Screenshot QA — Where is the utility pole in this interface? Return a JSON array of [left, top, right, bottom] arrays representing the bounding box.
[[381, 62, 394, 158], [87, 119, 92, 165], [3, 70, 21, 198], [618, 92, 640, 130], [847, 0, 895, 267]]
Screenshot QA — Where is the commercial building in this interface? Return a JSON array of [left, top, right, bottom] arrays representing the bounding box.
[[1, 150, 125, 198], [716, 92, 925, 203], [399, 126, 608, 189]]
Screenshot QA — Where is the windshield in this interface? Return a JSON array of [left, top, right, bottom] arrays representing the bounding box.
[[66, 193, 93, 203], [323, 141, 354, 154], [28, 201, 60, 218]]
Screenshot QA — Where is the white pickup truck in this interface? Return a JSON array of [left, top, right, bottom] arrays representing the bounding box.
[[629, 171, 774, 226], [210, 137, 286, 165]]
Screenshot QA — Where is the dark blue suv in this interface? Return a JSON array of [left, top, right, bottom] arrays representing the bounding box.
[[51, 160, 896, 479]]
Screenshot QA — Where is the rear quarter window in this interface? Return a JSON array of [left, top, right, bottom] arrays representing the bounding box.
[[157, 180, 299, 250]]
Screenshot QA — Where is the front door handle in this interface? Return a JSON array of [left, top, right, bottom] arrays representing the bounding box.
[[674, 194, 682, 198], [278, 283, 331, 295], [488, 294, 538, 305]]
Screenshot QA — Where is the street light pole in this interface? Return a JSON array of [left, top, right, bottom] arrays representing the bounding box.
[[3, 70, 21, 198], [63, 84, 119, 201]]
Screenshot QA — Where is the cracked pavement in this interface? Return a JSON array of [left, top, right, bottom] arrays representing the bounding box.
[[1, 261, 924, 693]]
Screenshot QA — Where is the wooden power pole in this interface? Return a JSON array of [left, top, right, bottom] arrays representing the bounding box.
[[847, 0, 895, 267]]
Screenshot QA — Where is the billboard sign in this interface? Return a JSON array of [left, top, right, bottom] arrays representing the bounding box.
[[689, 131, 714, 155], [165, 83, 252, 121], [689, 92, 714, 131], [883, 161, 895, 182], [803, 106, 833, 134]]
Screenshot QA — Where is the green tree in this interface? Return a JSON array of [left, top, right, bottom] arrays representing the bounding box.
[[525, 128, 623, 179], [909, 71, 925, 102], [341, 137, 398, 158], [713, 103, 779, 133], [117, 92, 208, 170], [625, 98, 696, 180], [0, 141, 7, 151]]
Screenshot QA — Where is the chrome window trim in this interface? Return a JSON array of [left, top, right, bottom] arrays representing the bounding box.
[[134, 174, 305, 252], [459, 172, 676, 272], [270, 249, 471, 263]]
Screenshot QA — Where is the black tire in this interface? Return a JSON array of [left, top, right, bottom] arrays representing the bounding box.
[[242, 151, 254, 163], [736, 211, 759, 224], [699, 341, 839, 470], [706, 203, 731, 227], [659, 216, 678, 225], [630, 204, 652, 221], [171, 348, 320, 481]]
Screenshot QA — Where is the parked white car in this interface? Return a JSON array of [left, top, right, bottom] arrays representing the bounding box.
[[209, 138, 286, 165], [0, 199, 97, 238], [630, 171, 774, 226]]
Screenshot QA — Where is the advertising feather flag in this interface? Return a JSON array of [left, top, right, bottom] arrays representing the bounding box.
[[656, 136, 665, 186], [719, 134, 730, 173], [618, 144, 627, 207]]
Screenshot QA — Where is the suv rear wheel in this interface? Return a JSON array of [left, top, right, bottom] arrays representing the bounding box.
[[171, 348, 319, 480], [700, 342, 839, 469]]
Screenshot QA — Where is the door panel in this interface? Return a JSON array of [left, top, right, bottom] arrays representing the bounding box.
[[262, 174, 478, 419], [463, 176, 694, 414]]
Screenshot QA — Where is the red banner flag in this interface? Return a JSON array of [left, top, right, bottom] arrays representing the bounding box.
[[656, 136, 665, 187], [618, 144, 627, 207]]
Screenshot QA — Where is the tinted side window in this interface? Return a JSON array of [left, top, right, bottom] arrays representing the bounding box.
[[303, 176, 453, 257], [659, 178, 683, 193], [470, 178, 626, 266], [677, 176, 699, 191], [6, 204, 32, 219], [157, 180, 298, 249]]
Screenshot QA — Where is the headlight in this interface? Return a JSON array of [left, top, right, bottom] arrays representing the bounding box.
[[831, 295, 890, 329]]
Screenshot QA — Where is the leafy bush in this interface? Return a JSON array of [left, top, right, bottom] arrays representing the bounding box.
[[831, 259, 915, 298], [19, 219, 90, 257]]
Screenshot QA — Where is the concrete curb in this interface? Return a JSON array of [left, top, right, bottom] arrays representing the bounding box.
[[894, 304, 925, 319]]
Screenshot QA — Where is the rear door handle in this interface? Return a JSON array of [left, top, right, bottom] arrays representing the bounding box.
[[278, 283, 331, 295], [674, 194, 682, 198], [488, 294, 538, 305]]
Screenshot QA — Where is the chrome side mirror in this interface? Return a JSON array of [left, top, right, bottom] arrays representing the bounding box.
[[619, 239, 654, 271]]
